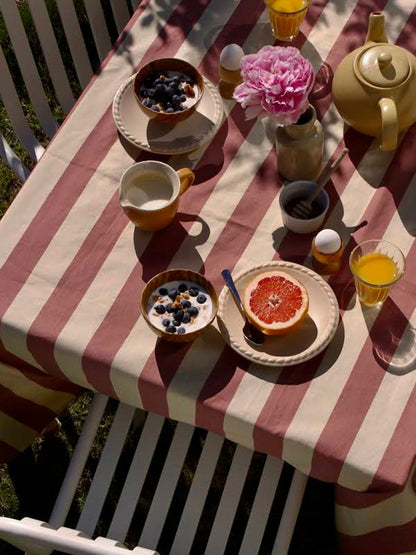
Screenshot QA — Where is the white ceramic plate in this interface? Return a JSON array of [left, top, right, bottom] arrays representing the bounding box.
[[112, 74, 224, 155], [217, 261, 339, 367]]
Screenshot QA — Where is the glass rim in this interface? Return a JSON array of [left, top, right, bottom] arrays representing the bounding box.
[[349, 239, 406, 288], [265, 0, 310, 15]]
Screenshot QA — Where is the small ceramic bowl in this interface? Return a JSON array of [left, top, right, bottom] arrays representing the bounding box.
[[141, 269, 218, 343], [279, 180, 329, 234], [134, 58, 204, 124]]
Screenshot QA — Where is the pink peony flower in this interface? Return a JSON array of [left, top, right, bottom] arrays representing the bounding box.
[[233, 45, 315, 125]]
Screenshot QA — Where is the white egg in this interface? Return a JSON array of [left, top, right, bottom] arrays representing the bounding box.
[[220, 44, 244, 71], [314, 229, 342, 254]]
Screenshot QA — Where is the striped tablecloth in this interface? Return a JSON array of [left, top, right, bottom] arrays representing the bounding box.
[[1, 0, 416, 552]]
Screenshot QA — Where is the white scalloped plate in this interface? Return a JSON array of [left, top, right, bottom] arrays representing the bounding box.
[[112, 74, 224, 155], [217, 262, 339, 367]]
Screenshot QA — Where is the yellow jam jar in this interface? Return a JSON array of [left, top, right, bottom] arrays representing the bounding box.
[[265, 0, 311, 42]]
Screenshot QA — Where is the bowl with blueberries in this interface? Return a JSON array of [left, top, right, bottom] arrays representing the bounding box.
[[134, 58, 204, 123], [141, 269, 218, 342]]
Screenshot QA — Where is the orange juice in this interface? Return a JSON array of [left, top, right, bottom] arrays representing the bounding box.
[[265, 0, 309, 41], [351, 252, 398, 307]]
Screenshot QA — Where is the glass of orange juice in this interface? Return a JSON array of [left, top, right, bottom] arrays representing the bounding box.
[[264, 0, 311, 42], [349, 240, 405, 308]]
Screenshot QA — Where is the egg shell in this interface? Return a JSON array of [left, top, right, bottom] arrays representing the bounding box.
[[220, 44, 244, 71], [314, 229, 341, 254]]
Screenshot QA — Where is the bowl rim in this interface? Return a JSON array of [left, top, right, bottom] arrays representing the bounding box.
[[133, 58, 205, 119], [141, 269, 218, 338], [279, 181, 329, 223]]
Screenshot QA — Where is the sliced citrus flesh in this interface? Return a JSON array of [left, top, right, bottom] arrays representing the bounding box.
[[243, 271, 309, 335]]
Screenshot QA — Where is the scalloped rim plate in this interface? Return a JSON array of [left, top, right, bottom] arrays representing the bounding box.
[[112, 74, 223, 155], [217, 261, 339, 367]]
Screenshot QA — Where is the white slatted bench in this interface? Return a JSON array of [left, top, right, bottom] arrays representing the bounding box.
[[0, 393, 308, 555], [0, 0, 135, 182]]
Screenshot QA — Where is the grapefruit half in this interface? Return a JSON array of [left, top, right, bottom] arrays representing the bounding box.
[[243, 271, 309, 335]]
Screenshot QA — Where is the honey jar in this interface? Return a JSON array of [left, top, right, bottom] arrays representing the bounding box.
[[312, 229, 343, 275]]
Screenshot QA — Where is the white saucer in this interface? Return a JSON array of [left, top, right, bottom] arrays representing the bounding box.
[[217, 261, 339, 367], [112, 74, 224, 155]]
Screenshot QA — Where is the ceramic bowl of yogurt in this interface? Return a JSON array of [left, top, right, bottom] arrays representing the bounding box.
[[141, 269, 218, 342], [134, 58, 204, 123]]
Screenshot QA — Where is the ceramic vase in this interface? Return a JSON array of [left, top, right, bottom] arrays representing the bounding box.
[[275, 105, 323, 181]]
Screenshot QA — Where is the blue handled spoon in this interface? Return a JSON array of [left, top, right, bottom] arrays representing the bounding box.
[[221, 269, 265, 346]]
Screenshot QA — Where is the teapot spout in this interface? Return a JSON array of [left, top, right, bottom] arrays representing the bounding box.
[[366, 12, 388, 44]]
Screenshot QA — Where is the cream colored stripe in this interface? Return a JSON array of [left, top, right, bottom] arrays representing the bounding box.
[[0, 0, 182, 262], [0, 412, 38, 450], [337, 176, 416, 490], [336, 463, 416, 535], [223, 366, 281, 449], [279, 0, 415, 476], [164, 328, 226, 425], [166, 0, 362, 428], [50, 0, 246, 396], [280, 144, 402, 477], [177, 0, 361, 446], [0, 362, 74, 412], [1, 142, 134, 371], [111, 114, 276, 404]]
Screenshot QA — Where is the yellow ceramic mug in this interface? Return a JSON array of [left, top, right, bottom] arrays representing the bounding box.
[[119, 161, 195, 231]]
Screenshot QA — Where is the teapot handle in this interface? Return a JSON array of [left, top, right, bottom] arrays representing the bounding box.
[[378, 98, 398, 151]]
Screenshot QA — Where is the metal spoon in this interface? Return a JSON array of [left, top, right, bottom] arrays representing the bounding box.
[[221, 269, 265, 345]]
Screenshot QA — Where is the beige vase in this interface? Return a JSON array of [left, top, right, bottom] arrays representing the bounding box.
[[275, 105, 323, 182]]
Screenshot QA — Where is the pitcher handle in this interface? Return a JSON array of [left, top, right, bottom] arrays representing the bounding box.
[[177, 168, 195, 195], [378, 97, 398, 151]]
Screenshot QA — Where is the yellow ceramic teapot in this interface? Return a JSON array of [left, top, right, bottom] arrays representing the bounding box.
[[332, 12, 416, 151]]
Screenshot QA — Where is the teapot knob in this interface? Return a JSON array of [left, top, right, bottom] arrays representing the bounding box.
[[378, 52, 392, 68]]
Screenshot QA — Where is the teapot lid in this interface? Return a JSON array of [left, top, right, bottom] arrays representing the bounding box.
[[356, 44, 410, 88]]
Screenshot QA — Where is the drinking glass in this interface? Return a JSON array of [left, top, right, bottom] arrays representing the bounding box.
[[349, 239, 405, 308], [264, 0, 311, 42]]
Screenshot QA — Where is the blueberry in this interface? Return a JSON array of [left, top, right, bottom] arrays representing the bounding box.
[[166, 86, 175, 96], [184, 76, 194, 85], [166, 303, 174, 313], [154, 78, 163, 86], [167, 325, 176, 333], [155, 304, 166, 314], [172, 75, 180, 83], [178, 283, 188, 293], [148, 88, 156, 97], [172, 94, 181, 104], [197, 294, 207, 304], [166, 108, 174, 113], [139, 88, 148, 98], [143, 100, 153, 108], [175, 309, 184, 321], [188, 306, 198, 317], [162, 318, 170, 327], [173, 320, 181, 327], [182, 312, 191, 323], [188, 288, 199, 297], [159, 287, 168, 295], [182, 300, 191, 309], [168, 288, 178, 300], [177, 327, 186, 334], [180, 95, 186, 102], [177, 86, 185, 94], [152, 105, 160, 112], [155, 83, 165, 91]]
